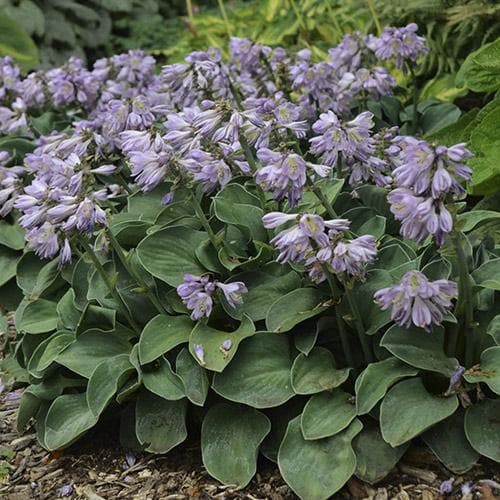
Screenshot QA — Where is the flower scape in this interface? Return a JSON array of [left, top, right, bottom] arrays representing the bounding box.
[[0, 23, 499, 499]]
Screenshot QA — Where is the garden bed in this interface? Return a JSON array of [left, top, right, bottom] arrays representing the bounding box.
[[1, 386, 498, 499]]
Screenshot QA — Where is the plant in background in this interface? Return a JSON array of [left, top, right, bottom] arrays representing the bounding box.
[[1, 22, 500, 500]]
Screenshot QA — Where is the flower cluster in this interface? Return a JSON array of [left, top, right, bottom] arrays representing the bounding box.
[[367, 23, 428, 70], [177, 274, 248, 320], [387, 138, 472, 245], [262, 212, 377, 282], [374, 270, 457, 330]]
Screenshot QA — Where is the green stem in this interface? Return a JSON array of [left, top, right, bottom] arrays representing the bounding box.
[[308, 180, 337, 218], [345, 285, 374, 363], [217, 0, 232, 38], [79, 237, 141, 334], [107, 230, 168, 316], [452, 232, 475, 366], [409, 65, 419, 135], [192, 193, 220, 251], [335, 312, 355, 368], [366, 0, 382, 35], [186, 0, 195, 26]]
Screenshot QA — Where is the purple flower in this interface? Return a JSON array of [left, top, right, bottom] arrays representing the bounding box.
[[329, 235, 378, 279], [193, 344, 205, 365], [59, 483, 73, 497], [374, 270, 458, 331], [216, 282, 248, 308], [368, 23, 428, 70], [461, 482, 473, 496], [221, 339, 232, 351], [440, 479, 454, 495], [177, 274, 215, 320], [125, 451, 136, 468], [255, 149, 307, 206]]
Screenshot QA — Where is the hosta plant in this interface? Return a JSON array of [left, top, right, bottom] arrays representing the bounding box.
[[0, 24, 499, 499]]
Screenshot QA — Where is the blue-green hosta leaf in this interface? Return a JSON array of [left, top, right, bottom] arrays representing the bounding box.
[[213, 197, 267, 242], [56, 331, 132, 378], [464, 399, 500, 462], [213, 333, 294, 408], [142, 357, 185, 401], [201, 403, 271, 488], [266, 288, 329, 333], [137, 226, 207, 287], [380, 378, 458, 447], [44, 393, 98, 450], [301, 390, 356, 440], [291, 347, 350, 395], [16, 254, 58, 298], [87, 354, 134, 418], [0, 248, 20, 287], [457, 210, 500, 233], [353, 269, 394, 335], [487, 315, 500, 345], [278, 417, 362, 500], [353, 423, 408, 484], [422, 410, 479, 474], [135, 391, 187, 453], [76, 304, 116, 334], [464, 347, 500, 395], [0, 220, 25, 250], [18, 299, 58, 334], [56, 289, 80, 331], [176, 348, 209, 406], [138, 314, 193, 365], [381, 325, 459, 376], [472, 258, 500, 291], [189, 315, 255, 372], [28, 332, 75, 375], [220, 270, 301, 321], [355, 357, 418, 415]]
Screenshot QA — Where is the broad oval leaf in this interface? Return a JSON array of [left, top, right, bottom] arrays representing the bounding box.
[[221, 270, 301, 321], [422, 410, 479, 474], [301, 390, 356, 440], [464, 347, 500, 395], [56, 331, 132, 378], [291, 347, 350, 395], [137, 226, 207, 286], [142, 357, 185, 401], [28, 332, 75, 375], [266, 288, 328, 333], [380, 378, 458, 447], [189, 315, 255, 372], [135, 390, 187, 453], [176, 348, 209, 406], [353, 423, 409, 485], [87, 354, 134, 418], [278, 417, 362, 500], [381, 325, 459, 376], [213, 333, 294, 408], [139, 314, 193, 365], [18, 299, 58, 334], [355, 357, 418, 415], [44, 393, 98, 450], [472, 258, 500, 291], [201, 402, 271, 488], [464, 399, 500, 462]]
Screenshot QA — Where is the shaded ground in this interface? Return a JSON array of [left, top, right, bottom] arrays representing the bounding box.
[[1, 385, 499, 500]]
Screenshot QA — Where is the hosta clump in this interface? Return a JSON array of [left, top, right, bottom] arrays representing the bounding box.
[[0, 26, 499, 500]]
